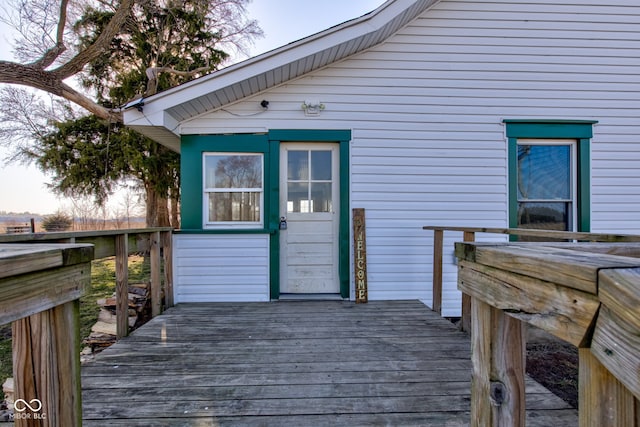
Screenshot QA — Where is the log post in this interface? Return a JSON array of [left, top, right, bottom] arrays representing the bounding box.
[[460, 231, 475, 332], [471, 297, 526, 427], [2, 244, 92, 427], [12, 300, 82, 427], [150, 231, 162, 317], [432, 229, 444, 314], [115, 233, 129, 339], [579, 348, 638, 427]]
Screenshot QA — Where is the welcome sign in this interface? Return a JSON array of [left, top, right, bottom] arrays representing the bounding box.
[[353, 208, 368, 303]]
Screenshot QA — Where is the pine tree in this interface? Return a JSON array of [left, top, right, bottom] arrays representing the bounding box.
[[16, 0, 262, 227]]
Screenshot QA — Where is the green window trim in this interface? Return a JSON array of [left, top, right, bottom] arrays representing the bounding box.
[[180, 130, 351, 300], [505, 120, 596, 234], [202, 152, 265, 228], [181, 133, 271, 230]]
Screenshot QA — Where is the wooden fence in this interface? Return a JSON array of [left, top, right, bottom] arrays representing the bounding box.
[[424, 226, 640, 426], [0, 228, 173, 427], [423, 226, 640, 331]]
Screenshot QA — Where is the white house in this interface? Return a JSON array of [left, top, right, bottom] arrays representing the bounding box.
[[124, 0, 640, 316]]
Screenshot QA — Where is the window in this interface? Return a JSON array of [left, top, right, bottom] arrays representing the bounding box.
[[516, 140, 576, 232], [203, 153, 263, 227], [286, 150, 333, 213], [505, 119, 596, 236]]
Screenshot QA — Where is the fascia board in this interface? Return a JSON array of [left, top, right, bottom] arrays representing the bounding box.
[[133, 0, 421, 113]]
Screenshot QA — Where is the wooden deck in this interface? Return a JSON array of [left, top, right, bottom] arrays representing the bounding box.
[[81, 300, 577, 426]]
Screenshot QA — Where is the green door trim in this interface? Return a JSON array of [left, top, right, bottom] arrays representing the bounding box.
[[505, 120, 596, 235], [268, 129, 351, 299], [179, 130, 351, 300]]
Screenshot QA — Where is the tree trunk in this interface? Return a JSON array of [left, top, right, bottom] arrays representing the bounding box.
[[157, 195, 170, 227], [145, 184, 158, 227], [170, 187, 180, 229], [144, 184, 172, 227]]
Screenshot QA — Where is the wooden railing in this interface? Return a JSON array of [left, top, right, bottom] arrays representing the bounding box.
[[0, 228, 174, 339], [423, 226, 640, 331], [1, 243, 93, 426], [0, 228, 173, 427], [424, 226, 640, 426]]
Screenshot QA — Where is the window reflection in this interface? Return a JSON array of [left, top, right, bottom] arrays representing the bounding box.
[[205, 155, 262, 189], [288, 151, 309, 180], [208, 192, 261, 222], [516, 143, 573, 240], [287, 150, 332, 213], [517, 145, 570, 200], [204, 154, 263, 225]]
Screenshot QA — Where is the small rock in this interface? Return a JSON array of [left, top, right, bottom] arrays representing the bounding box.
[[0, 408, 13, 422]]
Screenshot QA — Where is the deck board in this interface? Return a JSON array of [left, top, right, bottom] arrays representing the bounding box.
[[81, 300, 577, 426]]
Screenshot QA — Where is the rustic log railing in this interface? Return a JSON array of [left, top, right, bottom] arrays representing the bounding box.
[[423, 226, 640, 332], [1, 243, 93, 427], [423, 226, 640, 425], [0, 228, 173, 427], [456, 240, 640, 426], [0, 228, 174, 339]]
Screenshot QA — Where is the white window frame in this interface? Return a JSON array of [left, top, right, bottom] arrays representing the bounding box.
[[516, 139, 578, 231], [202, 152, 264, 229]]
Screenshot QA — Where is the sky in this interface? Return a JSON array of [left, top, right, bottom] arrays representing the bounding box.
[[0, 0, 386, 215]]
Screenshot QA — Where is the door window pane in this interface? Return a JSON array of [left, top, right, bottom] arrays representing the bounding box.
[[287, 149, 333, 213], [311, 151, 332, 180], [287, 151, 309, 180], [311, 182, 332, 212], [287, 182, 309, 213]]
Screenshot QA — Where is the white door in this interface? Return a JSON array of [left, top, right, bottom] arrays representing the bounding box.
[[280, 143, 339, 293]]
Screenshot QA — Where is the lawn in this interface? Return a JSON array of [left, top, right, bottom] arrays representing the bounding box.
[[0, 255, 149, 389]]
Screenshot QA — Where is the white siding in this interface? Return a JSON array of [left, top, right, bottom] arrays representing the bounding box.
[[173, 234, 270, 303], [181, 0, 640, 315]]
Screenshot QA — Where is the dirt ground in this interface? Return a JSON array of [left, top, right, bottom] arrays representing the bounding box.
[[526, 336, 579, 408]]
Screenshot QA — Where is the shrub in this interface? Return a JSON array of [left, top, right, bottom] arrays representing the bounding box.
[[42, 211, 73, 232]]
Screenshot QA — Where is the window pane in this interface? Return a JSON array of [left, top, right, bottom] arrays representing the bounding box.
[[287, 182, 309, 213], [518, 202, 571, 231], [311, 151, 332, 180], [311, 182, 332, 212], [287, 151, 308, 180], [205, 155, 262, 189], [209, 192, 261, 222], [517, 145, 570, 200]]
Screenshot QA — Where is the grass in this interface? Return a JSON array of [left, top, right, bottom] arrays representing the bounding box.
[[0, 255, 149, 390], [0, 326, 11, 388]]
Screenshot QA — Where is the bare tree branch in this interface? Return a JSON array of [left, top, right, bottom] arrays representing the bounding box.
[[59, 81, 121, 121], [0, 86, 73, 163], [0, 59, 120, 121], [0, 0, 133, 122], [30, 0, 69, 69], [0, 0, 261, 124], [52, 0, 134, 79], [144, 64, 213, 97]]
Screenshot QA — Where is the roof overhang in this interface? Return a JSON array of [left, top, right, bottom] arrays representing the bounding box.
[[123, 0, 439, 152]]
